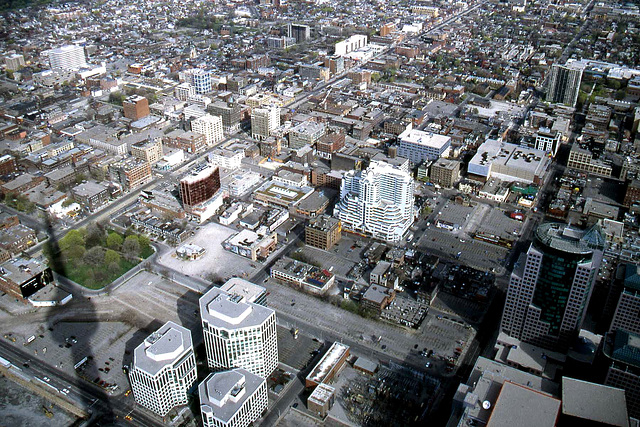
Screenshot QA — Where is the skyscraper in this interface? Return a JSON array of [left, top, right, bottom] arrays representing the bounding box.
[[199, 368, 268, 427], [128, 321, 197, 417], [180, 164, 221, 209], [200, 286, 278, 378], [251, 105, 280, 141], [546, 62, 584, 107], [334, 161, 414, 242], [501, 223, 604, 351], [609, 263, 640, 335], [48, 45, 87, 71]]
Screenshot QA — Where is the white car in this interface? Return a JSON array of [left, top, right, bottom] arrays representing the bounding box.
[[61, 388, 70, 395], [43, 376, 50, 382]]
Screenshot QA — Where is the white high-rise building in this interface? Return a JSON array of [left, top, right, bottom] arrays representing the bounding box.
[[251, 105, 280, 141], [397, 128, 451, 164], [192, 114, 224, 146], [48, 45, 87, 71], [199, 368, 268, 427], [501, 223, 604, 351], [128, 321, 197, 417], [200, 287, 278, 379], [334, 161, 415, 242], [180, 69, 213, 94]]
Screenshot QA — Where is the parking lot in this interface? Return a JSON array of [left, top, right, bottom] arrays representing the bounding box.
[[156, 221, 258, 281], [473, 206, 524, 240]]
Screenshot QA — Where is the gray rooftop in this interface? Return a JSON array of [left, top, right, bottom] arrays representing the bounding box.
[[487, 381, 560, 427], [199, 368, 264, 423], [220, 278, 266, 305], [132, 321, 193, 376], [561, 377, 629, 427], [199, 287, 274, 331], [535, 222, 604, 255]]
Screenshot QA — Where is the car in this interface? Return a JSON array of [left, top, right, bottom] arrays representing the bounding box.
[[125, 415, 132, 421], [61, 388, 70, 395], [263, 278, 268, 283], [43, 376, 50, 382], [292, 403, 298, 408], [125, 389, 132, 397], [381, 344, 386, 349], [291, 302, 295, 306], [426, 363, 432, 368]]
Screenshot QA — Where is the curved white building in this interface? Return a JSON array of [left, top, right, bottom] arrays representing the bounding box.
[[334, 161, 415, 242], [200, 287, 278, 379], [128, 321, 197, 417]]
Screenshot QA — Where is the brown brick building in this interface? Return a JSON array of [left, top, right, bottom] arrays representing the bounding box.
[[123, 95, 150, 121], [305, 215, 341, 250], [179, 165, 220, 208]]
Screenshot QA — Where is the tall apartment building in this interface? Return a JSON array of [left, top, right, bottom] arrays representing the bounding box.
[[251, 105, 280, 141], [288, 121, 326, 149], [180, 165, 221, 209], [546, 63, 583, 107], [175, 82, 196, 101], [287, 23, 311, 43], [200, 287, 278, 379], [334, 161, 414, 242], [429, 159, 460, 188], [397, 129, 451, 164], [48, 45, 87, 70], [192, 114, 224, 146], [609, 264, 640, 335], [199, 368, 268, 427], [128, 321, 197, 417], [305, 215, 342, 250], [501, 223, 604, 351], [4, 53, 25, 70], [123, 95, 150, 121]]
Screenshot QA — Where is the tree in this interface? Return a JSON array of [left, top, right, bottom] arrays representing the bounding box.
[[106, 233, 123, 251], [138, 235, 151, 254], [107, 262, 121, 277], [59, 230, 85, 253], [90, 168, 106, 182], [104, 249, 121, 266], [85, 222, 105, 248], [83, 246, 105, 267], [122, 235, 141, 259]]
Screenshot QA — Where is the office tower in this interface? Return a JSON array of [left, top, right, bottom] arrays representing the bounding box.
[[397, 128, 451, 164], [180, 164, 221, 209], [287, 23, 310, 43], [208, 102, 243, 134], [604, 329, 640, 419], [200, 286, 278, 378], [334, 161, 414, 242], [199, 368, 268, 427], [128, 321, 197, 417], [546, 63, 583, 107], [180, 69, 213, 94], [501, 223, 604, 351], [609, 264, 640, 335], [123, 95, 150, 121], [251, 105, 280, 141], [191, 114, 224, 146], [48, 45, 87, 70]]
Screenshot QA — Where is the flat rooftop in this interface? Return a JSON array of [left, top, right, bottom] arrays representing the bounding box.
[[220, 278, 266, 304], [199, 368, 264, 423], [133, 321, 193, 376], [307, 342, 349, 384], [562, 377, 629, 427], [398, 128, 451, 149], [199, 287, 274, 330], [487, 382, 560, 427]]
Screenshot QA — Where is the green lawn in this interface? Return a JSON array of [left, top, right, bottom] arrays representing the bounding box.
[[54, 257, 138, 290]]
